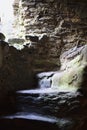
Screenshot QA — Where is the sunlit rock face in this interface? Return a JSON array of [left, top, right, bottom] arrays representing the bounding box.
[[12, 0, 87, 71], [1, 0, 86, 70], [51, 45, 87, 91]]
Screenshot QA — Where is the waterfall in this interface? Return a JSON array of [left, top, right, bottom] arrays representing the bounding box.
[[0, 0, 15, 41]]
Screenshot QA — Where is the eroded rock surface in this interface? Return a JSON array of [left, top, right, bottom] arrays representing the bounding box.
[[51, 45, 87, 91], [12, 0, 87, 68]]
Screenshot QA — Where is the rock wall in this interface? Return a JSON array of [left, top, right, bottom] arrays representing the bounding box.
[[12, 0, 87, 71], [0, 0, 87, 104]]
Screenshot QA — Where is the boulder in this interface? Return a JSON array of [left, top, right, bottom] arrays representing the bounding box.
[[51, 45, 87, 92]]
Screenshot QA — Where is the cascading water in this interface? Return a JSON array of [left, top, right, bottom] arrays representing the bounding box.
[[0, 1, 86, 129], [0, 71, 84, 130]]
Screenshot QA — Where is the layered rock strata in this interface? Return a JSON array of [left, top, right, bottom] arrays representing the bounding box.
[[12, 0, 87, 68]]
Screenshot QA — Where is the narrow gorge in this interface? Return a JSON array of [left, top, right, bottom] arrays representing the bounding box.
[[0, 0, 87, 130]]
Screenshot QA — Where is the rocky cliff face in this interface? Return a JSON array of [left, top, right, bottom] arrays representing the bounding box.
[[12, 0, 87, 70], [0, 0, 87, 104]]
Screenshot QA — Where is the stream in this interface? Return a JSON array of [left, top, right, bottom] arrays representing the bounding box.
[[0, 72, 87, 130]]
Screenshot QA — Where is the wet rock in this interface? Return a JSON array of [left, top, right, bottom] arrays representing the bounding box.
[[51, 45, 87, 91], [60, 46, 84, 70]]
